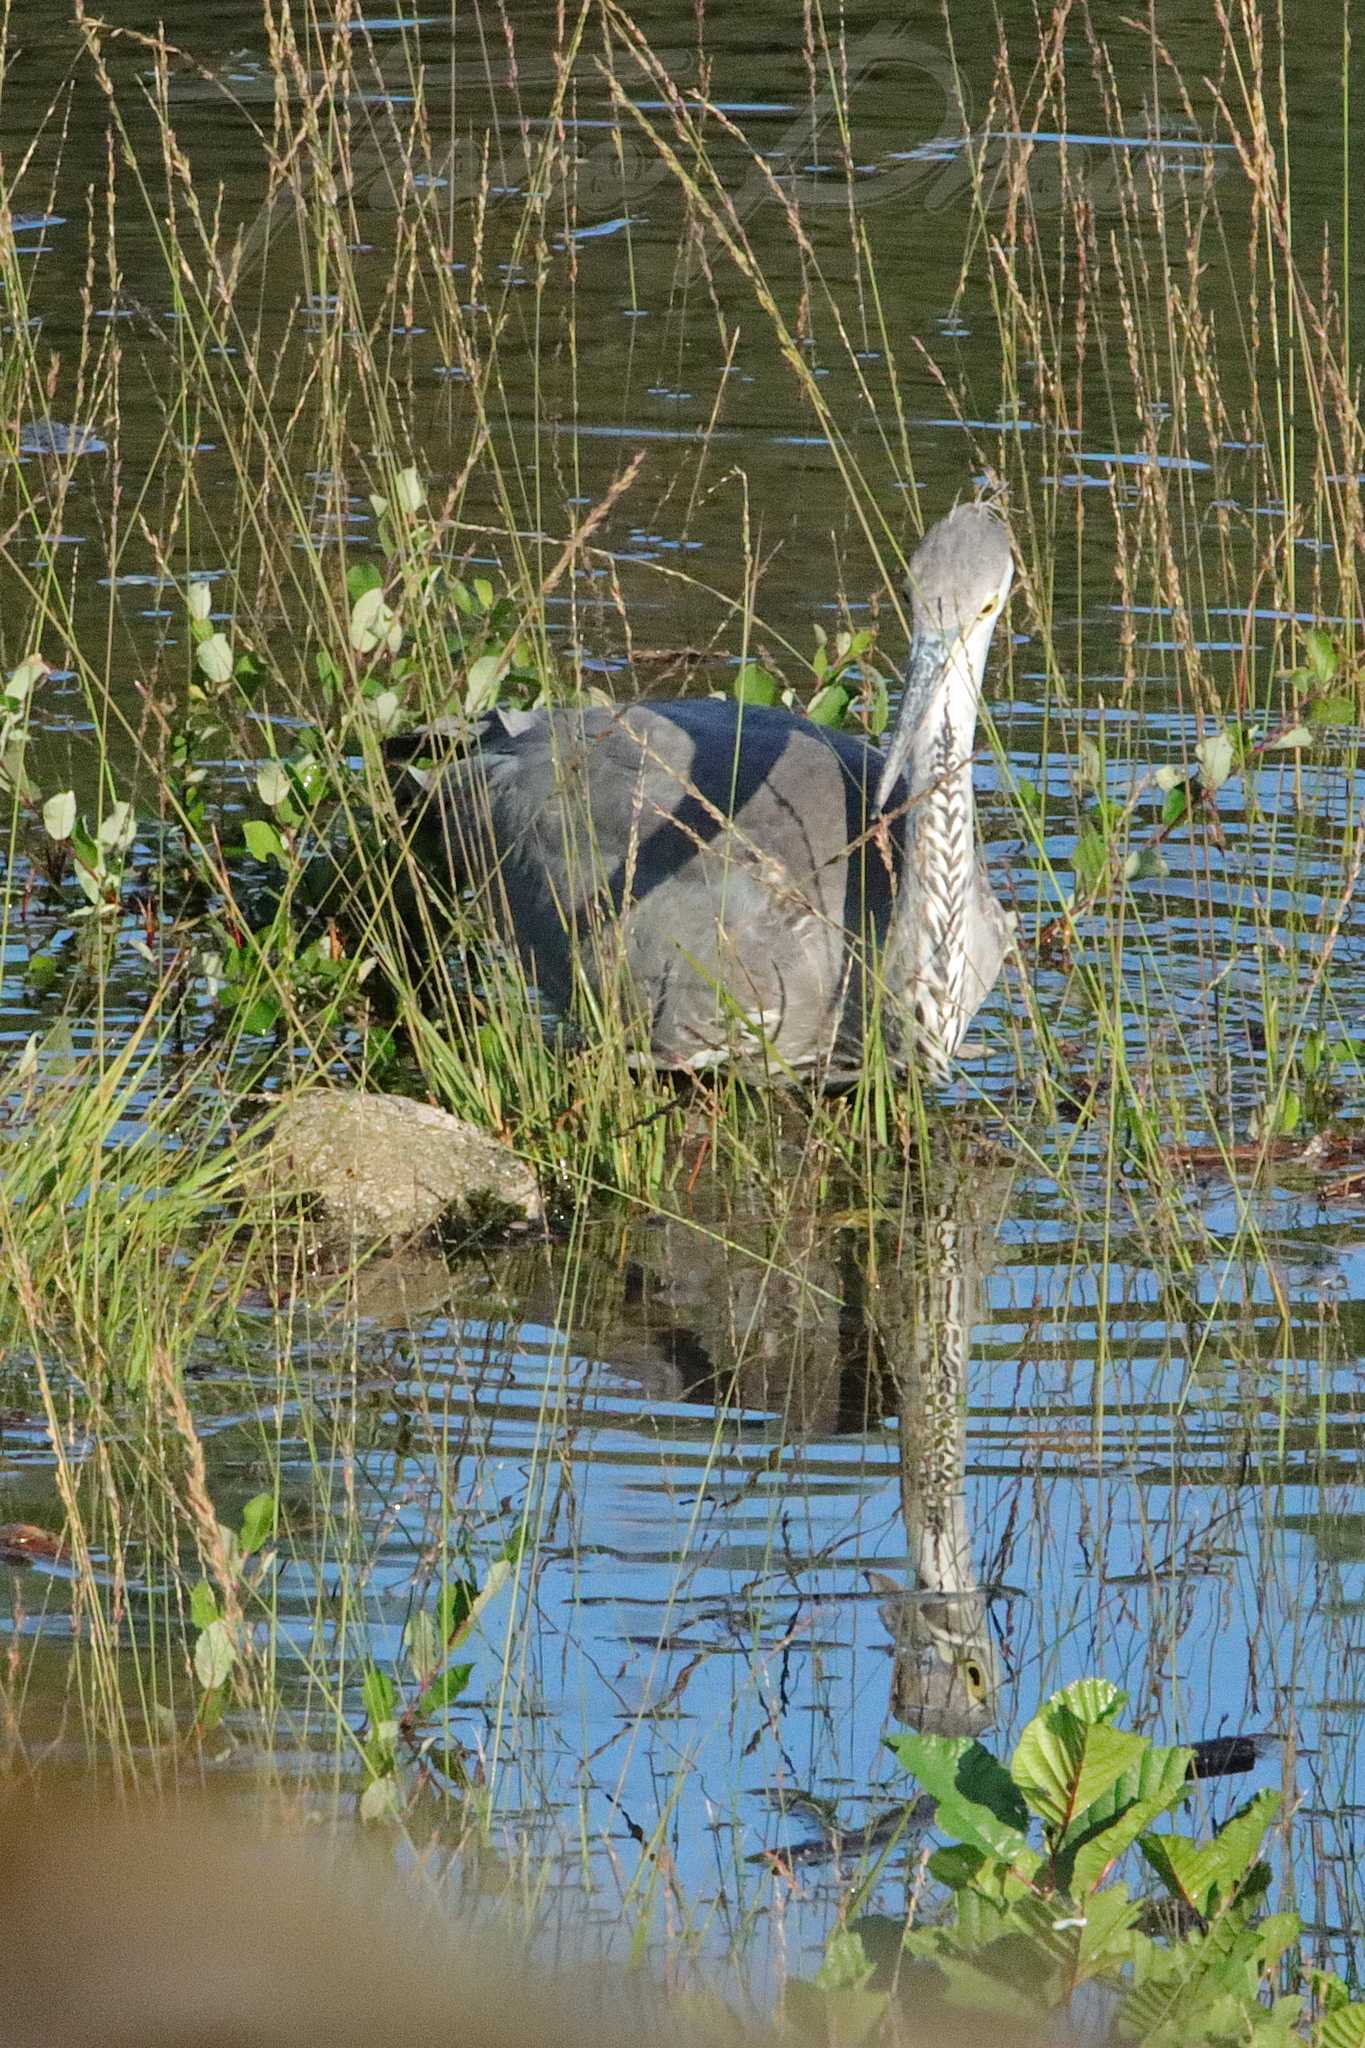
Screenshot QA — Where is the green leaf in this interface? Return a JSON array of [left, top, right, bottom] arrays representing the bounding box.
[[361, 1664, 399, 1726], [1305, 626, 1339, 682], [242, 819, 286, 865], [189, 1579, 220, 1632], [1196, 731, 1235, 792], [1066, 1741, 1193, 1893], [888, 1731, 1036, 1866], [6, 655, 45, 701], [1162, 783, 1190, 828], [1011, 1702, 1149, 1834], [394, 465, 426, 515], [929, 1843, 989, 1890], [238, 1493, 275, 1557], [1073, 824, 1109, 891], [359, 1773, 402, 1824], [815, 1928, 875, 1994], [349, 585, 398, 656], [1074, 734, 1103, 792], [1309, 691, 1355, 728], [255, 760, 290, 809], [1206, 1789, 1280, 1897], [194, 1618, 236, 1691], [237, 994, 282, 1036], [1077, 1880, 1141, 1975], [98, 802, 136, 855], [346, 562, 383, 602], [1048, 1678, 1126, 1726], [416, 1663, 473, 1718], [1269, 725, 1313, 750], [1320, 2005, 1365, 2048], [196, 633, 234, 685], [42, 789, 76, 841], [733, 661, 779, 706], [465, 652, 503, 712], [403, 1609, 440, 1679], [1138, 1828, 1221, 1915], [807, 682, 853, 726]]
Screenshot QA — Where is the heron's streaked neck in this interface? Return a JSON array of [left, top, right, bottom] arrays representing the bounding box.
[[880, 611, 993, 810]]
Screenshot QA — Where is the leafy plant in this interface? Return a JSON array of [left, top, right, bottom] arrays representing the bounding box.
[[797, 1680, 1364, 2047], [189, 1490, 277, 1733], [357, 1530, 523, 1822]]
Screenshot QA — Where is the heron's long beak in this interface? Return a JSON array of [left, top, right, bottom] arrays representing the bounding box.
[[874, 623, 956, 813]]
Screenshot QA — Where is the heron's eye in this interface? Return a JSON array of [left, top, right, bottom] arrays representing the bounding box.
[[963, 1659, 987, 1698]]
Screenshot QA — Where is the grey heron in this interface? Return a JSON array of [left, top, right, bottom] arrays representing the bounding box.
[[391, 501, 1014, 1079]]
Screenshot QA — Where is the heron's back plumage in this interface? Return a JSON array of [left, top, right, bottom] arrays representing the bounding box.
[[404, 699, 904, 1072]]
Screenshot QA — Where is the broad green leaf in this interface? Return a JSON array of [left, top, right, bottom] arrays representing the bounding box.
[[1321, 2005, 1365, 2048], [194, 1618, 236, 1691], [394, 465, 426, 515], [807, 681, 852, 726], [97, 802, 136, 854], [6, 655, 45, 701], [1310, 691, 1355, 728], [1162, 783, 1190, 827], [345, 561, 383, 602], [815, 1928, 875, 1994], [1138, 1828, 1220, 1914], [888, 1731, 1035, 1865], [404, 1609, 440, 1679], [1306, 626, 1339, 682], [1074, 734, 1103, 792], [238, 1493, 275, 1557], [1067, 1741, 1193, 1892], [237, 993, 282, 1036], [189, 1579, 220, 1631], [1269, 724, 1313, 749], [416, 1663, 473, 1718], [196, 633, 234, 684], [1196, 730, 1235, 791], [349, 584, 398, 656], [1077, 1880, 1140, 1975], [1047, 1678, 1126, 1726], [42, 789, 76, 841], [361, 1665, 399, 1726], [186, 580, 213, 622], [255, 760, 290, 808], [359, 1772, 402, 1823], [929, 1843, 988, 1890], [733, 661, 779, 706], [242, 818, 285, 865], [365, 687, 402, 734], [1073, 825, 1108, 891], [1207, 1790, 1280, 1897], [1011, 1707, 1147, 1832], [465, 652, 503, 712]]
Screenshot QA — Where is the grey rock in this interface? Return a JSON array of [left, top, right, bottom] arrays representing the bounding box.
[[262, 1089, 542, 1243]]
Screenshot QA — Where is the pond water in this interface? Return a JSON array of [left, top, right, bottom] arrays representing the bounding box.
[[2, 0, 1364, 1993]]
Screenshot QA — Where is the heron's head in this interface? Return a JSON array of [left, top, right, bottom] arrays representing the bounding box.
[[877, 503, 1014, 808], [871, 1573, 1000, 1738], [889, 1619, 998, 1738]]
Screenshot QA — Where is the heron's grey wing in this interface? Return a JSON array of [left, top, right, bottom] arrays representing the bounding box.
[[405, 700, 893, 1066]]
